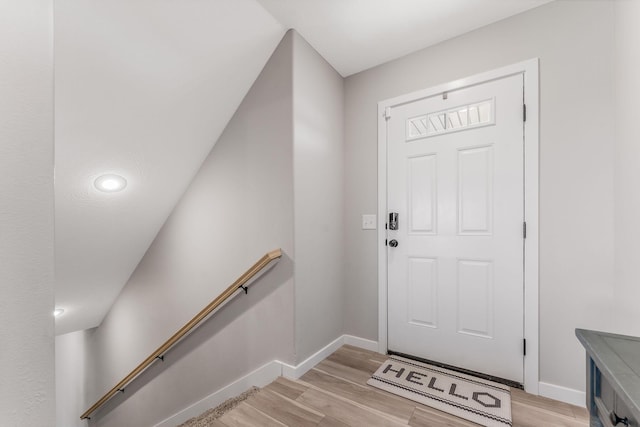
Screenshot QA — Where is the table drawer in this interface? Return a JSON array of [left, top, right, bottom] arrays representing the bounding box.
[[596, 370, 636, 427], [614, 396, 638, 427]]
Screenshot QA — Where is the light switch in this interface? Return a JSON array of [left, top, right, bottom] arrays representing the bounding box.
[[362, 214, 376, 230]]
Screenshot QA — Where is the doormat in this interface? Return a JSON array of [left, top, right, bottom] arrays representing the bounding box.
[[367, 356, 512, 426]]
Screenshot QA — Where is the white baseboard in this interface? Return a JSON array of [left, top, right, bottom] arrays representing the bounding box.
[[538, 381, 586, 408], [153, 361, 282, 427], [344, 335, 379, 352], [281, 335, 346, 379], [154, 335, 378, 426], [281, 334, 381, 379]]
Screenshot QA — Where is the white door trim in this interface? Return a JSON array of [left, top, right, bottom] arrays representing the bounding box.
[[377, 58, 539, 394]]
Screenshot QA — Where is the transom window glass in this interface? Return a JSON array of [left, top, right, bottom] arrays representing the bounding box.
[[406, 98, 495, 141]]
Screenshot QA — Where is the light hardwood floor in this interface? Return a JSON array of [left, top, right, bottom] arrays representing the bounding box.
[[214, 345, 589, 426]]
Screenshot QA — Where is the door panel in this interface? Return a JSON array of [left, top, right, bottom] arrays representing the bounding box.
[[407, 257, 438, 328], [457, 259, 493, 338], [458, 146, 493, 234], [408, 155, 437, 234], [387, 74, 524, 383]]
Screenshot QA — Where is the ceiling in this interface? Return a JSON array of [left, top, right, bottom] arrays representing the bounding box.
[[257, 0, 553, 77], [54, 0, 552, 335]]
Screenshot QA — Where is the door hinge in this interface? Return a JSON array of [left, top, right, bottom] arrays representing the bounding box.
[[384, 107, 392, 120], [523, 338, 527, 356], [523, 104, 527, 122], [523, 221, 527, 239]]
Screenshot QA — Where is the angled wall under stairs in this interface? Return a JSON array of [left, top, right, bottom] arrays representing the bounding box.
[[56, 29, 346, 427]]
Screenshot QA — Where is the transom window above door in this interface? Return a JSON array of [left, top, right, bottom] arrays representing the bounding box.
[[406, 98, 495, 141]]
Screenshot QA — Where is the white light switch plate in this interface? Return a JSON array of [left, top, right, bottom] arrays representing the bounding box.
[[362, 214, 376, 230]]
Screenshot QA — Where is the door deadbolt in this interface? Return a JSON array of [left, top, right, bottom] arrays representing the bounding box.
[[389, 213, 398, 230]]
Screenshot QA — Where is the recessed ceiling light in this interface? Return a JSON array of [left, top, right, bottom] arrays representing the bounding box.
[[94, 174, 127, 193], [54, 308, 65, 317]]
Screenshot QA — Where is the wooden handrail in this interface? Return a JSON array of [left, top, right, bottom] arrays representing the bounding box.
[[80, 248, 283, 420]]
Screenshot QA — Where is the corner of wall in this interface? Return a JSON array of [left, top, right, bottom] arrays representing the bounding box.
[[291, 30, 347, 362]]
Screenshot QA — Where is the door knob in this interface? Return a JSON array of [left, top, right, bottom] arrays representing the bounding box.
[[389, 239, 398, 247]]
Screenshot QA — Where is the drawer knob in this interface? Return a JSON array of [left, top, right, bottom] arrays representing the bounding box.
[[610, 411, 629, 426]]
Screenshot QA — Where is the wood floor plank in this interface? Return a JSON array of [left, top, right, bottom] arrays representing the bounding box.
[[511, 400, 588, 427], [511, 387, 577, 418], [218, 401, 286, 427], [296, 388, 407, 427], [313, 358, 373, 385], [244, 389, 323, 427], [195, 419, 227, 427], [339, 344, 388, 364], [264, 376, 309, 400], [300, 368, 416, 422], [316, 415, 351, 427], [571, 405, 589, 422], [326, 348, 385, 375]]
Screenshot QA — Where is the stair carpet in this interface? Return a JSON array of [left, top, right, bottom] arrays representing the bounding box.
[[208, 345, 589, 427]]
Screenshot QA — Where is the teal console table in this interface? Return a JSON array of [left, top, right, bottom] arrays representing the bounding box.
[[576, 329, 640, 427]]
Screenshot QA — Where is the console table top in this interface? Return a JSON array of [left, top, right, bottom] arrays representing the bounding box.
[[576, 328, 640, 418]]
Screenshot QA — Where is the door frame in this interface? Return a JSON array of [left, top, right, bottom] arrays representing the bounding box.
[[377, 58, 539, 394]]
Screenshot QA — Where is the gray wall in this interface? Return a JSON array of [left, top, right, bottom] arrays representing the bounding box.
[[76, 29, 347, 426], [613, 0, 640, 334], [83, 32, 296, 427], [343, 0, 616, 392], [292, 32, 345, 361], [56, 331, 88, 427], [57, 2, 639, 422], [0, 0, 55, 425]]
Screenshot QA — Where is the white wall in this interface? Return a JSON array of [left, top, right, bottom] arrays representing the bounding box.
[[0, 0, 55, 425], [56, 332, 88, 427], [613, 0, 640, 335], [344, 0, 616, 393], [292, 32, 345, 361], [82, 32, 296, 427]]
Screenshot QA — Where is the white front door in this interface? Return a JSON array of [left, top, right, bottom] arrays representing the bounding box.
[[386, 74, 525, 383]]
